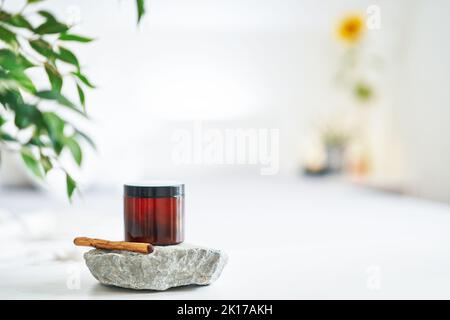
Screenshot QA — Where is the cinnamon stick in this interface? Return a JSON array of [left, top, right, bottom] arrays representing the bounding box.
[[74, 237, 153, 254]]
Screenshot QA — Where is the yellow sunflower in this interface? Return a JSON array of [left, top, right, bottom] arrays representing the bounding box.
[[336, 13, 365, 44]]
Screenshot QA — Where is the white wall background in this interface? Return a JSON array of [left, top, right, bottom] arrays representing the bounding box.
[[2, 0, 450, 202], [393, 0, 450, 202]]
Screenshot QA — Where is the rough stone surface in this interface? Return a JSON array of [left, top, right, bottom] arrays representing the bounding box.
[[84, 244, 228, 290]]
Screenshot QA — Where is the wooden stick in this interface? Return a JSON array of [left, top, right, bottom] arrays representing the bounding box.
[[74, 237, 153, 254]]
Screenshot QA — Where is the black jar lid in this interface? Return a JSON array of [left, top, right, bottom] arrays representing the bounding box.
[[124, 181, 184, 198]]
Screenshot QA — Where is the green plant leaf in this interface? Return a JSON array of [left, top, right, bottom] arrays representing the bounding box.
[[42, 112, 65, 153], [0, 25, 18, 46], [0, 10, 9, 21], [354, 82, 373, 102], [35, 10, 69, 35], [0, 89, 23, 110], [0, 11, 34, 30], [42, 112, 64, 136], [44, 63, 63, 92], [36, 90, 85, 115], [57, 46, 79, 69], [7, 14, 34, 29], [65, 136, 82, 166], [0, 54, 36, 92], [21, 148, 44, 179], [29, 39, 56, 59], [37, 10, 57, 21], [0, 49, 18, 70], [28, 0, 45, 4], [71, 71, 95, 88], [2, 91, 41, 128], [28, 136, 45, 147], [0, 49, 33, 71], [13, 103, 41, 129], [0, 49, 17, 70], [59, 33, 94, 43], [40, 155, 53, 173], [9, 70, 36, 93], [17, 54, 35, 69], [0, 131, 16, 141], [136, 0, 146, 23], [35, 20, 69, 35], [75, 129, 96, 150], [66, 173, 76, 199], [76, 83, 85, 109]]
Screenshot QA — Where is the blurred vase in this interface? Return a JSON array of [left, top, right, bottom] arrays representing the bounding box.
[[0, 150, 34, 188], [325, 145, 345, 173]]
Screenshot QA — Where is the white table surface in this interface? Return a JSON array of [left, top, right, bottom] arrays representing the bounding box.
[[1, 175, 450, 299]]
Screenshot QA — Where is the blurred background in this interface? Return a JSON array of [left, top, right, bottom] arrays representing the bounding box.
[[1, 0, 450, 299], [2, 0, 450, 200]]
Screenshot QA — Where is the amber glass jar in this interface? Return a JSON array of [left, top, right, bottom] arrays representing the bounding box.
[[124, 182, 184, 245]]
